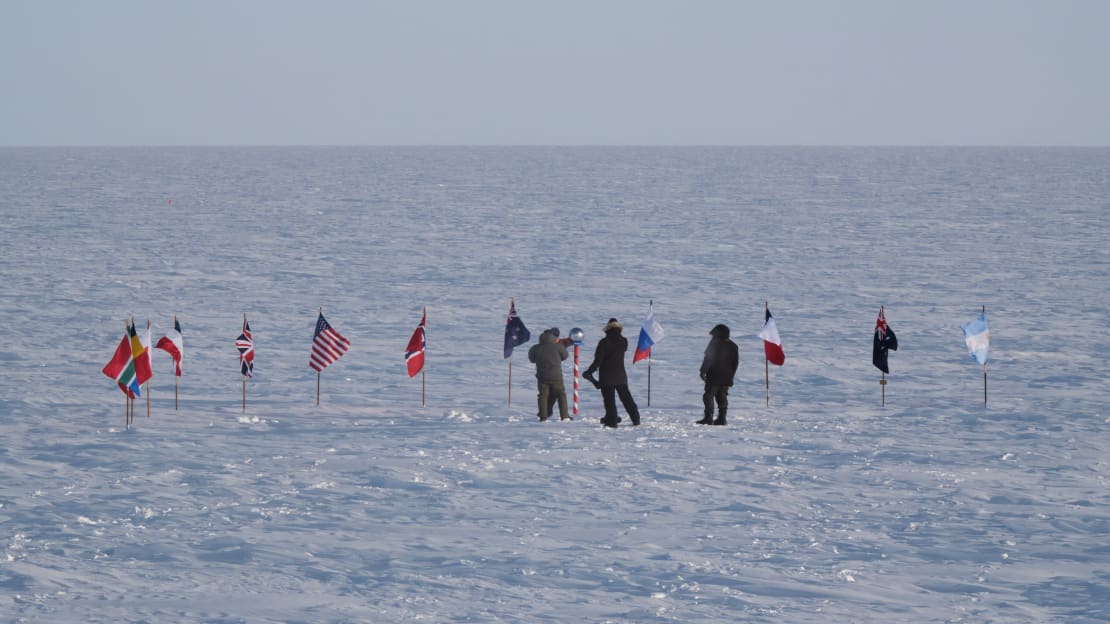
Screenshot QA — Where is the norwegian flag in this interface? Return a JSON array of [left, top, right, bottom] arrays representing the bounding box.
[[236, 316, 254, 378], [310, 312, 350, 372], [405, 308, 426, 377]]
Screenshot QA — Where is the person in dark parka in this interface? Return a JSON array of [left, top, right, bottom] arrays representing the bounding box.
[[583, 318, 641, 428], [697, 323, 739, 425], [528, 328, 570, 421]]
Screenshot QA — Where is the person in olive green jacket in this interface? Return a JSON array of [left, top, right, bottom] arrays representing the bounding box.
[[528, 328, 570, 421]]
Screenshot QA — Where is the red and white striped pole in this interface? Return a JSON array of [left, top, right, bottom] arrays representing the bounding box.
[[570, 327, 584, 418], [573, 344, 580, 417]]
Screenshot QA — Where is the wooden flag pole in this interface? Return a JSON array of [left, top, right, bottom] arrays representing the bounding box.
[[879, 305, 887, 407], [173, 315, 180, 411], [765, 301, 770, 407], [423, 308, 427, 406], [316, 308, 322, 407], [646, 299, 653, 408], [120, 319, 131, 429], [242, 312, 247, 413], [983, 364, 988, 407], [145, 319, 152, 418], [881, 371, 887, 407], [982, 305, 987, 407], [765, 357, 770, 407], [508, 297, 512, 408]]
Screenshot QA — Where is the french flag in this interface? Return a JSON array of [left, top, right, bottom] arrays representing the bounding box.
[[759, 306, 786, 366], [633, 301, 664, 364], [156, 317, 184, 376]]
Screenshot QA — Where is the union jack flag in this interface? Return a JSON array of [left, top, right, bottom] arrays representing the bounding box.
[[236, 316, 254, 378], [310, 312, 350, 372], [405, 308, 426, 378]]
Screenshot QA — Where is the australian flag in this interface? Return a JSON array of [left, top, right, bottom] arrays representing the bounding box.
[[872, 306, 898, 374], [503, 300, 531, 358]]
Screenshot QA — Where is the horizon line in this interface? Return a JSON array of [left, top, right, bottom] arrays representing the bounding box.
[[3, 143, 1108, 149]]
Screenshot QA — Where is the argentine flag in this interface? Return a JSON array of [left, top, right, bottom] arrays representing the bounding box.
[[633, 302, 664, 363], [961, 311, 990, 366]]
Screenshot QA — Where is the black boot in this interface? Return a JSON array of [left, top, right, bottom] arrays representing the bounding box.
[[696, 415, 712, 425], [712, 410, 727, 426]]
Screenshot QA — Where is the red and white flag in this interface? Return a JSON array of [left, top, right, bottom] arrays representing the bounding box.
[[310, 312, 350, 372], [156, 318, 183, 376], [759, 306, 786, 366], [405, 308, 426, 378]]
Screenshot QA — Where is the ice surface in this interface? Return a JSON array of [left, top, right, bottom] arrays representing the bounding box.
[[0, 146, 1108, 622]]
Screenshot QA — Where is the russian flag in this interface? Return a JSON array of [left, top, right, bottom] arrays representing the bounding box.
[[633, 302, 664, 363], [961, 310, 989, 366], [759, 306, 786, 366]]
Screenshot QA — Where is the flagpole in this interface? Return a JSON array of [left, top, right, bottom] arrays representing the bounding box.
[[879, 306, 886, 407], [765, 301, 770, 407], [423, 307, 427, 407], [646, 299, 653, 407], [243, 312, 248, 413], [316, 307, 323, 407], [982, 304, 988, 408], [507, 298, 514, 407], [120, 319, 131, 429], [145, 319, 152, 418], [173, 315, 179, 411]]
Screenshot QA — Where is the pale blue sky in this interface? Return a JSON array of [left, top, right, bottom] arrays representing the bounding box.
[[2, 0, 1108, 145]]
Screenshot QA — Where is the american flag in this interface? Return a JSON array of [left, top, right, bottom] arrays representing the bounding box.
[[310, 312, 350, 372], [236, 316, 254, 378]]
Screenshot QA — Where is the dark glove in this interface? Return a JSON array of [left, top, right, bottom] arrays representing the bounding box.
[[700, 371, 707, 382]]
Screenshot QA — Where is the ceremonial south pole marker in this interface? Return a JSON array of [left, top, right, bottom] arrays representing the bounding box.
[[570, 327, 584, 418]]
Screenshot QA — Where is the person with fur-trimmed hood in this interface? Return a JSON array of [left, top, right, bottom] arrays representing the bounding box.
[[698, 323, 739, 425], [583, 318, 641, 428], [528, 328, 570, 421]]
